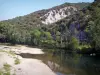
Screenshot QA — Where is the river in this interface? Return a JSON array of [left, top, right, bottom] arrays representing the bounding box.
[[18, 49, 100, 75]]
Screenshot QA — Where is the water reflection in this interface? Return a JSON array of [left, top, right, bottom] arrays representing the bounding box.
[[19, 49, 100, 75]]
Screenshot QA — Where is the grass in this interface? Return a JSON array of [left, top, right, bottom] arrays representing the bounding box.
[[0, 50, 18, 75], [9, 50, 16, 56], [0, 63, 11, 75], [0, 50, 15, 56], [14, 57, 20, 65], [3, 63, 11, 71]]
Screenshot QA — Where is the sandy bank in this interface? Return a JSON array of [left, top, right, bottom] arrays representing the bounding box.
[[0, 52, 55, 75], [0, 45, 56, 75], [0, 45, 44, 54]]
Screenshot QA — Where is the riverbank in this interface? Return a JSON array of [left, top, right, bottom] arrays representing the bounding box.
[[0, 45, 56, 75], [0, 45, 44, 54]]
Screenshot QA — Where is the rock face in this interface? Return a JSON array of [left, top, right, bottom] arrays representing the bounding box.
[[39, 3, 90, 25], [41, 6, 78, 24]]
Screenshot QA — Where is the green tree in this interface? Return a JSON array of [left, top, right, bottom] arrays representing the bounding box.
[[31, 29, 41, 45], [70, 37, 79, 50], [88, 2, 100, 50]]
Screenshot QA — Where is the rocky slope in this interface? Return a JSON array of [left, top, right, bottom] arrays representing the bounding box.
[[41, 6, 78, 24], [3, 3, 90, 27], [40, 3, 90, 24]]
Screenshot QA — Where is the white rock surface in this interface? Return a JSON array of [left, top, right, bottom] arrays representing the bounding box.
[[41, 6, 77, 24]]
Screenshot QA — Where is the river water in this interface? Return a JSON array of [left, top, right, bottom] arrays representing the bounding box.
[[19, 49, 100, 75]]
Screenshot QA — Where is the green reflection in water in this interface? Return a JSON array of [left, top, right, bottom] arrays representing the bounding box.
[[19, 49, 100, 75]]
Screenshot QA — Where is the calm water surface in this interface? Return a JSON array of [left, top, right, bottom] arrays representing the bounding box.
[[19, 49, 100, 75]]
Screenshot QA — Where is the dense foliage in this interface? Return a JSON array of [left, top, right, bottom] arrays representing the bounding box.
[[0, 1, 100, 53], [86, 1, 100, 50]]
